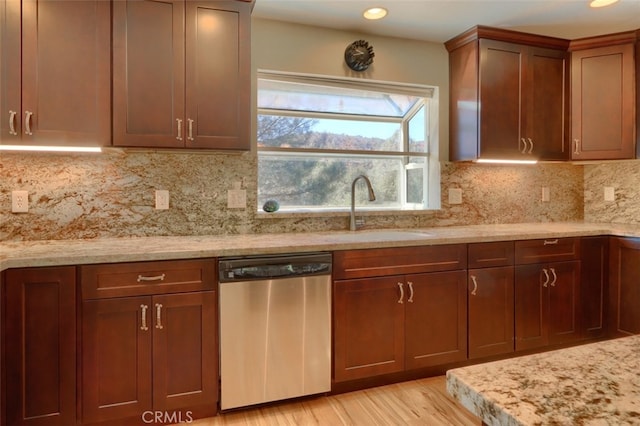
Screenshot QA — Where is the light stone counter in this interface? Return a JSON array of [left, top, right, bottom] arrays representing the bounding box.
[[2, 221, 640, 272], [446, 335, 640, 425]]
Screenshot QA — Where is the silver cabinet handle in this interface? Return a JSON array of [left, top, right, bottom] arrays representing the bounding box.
[[137, 273, 165, 283], [187, 118, 194, 141], [155, 303, 164, 329], [527, 138, 534, 154], [8, 110, 17, 135], [407, 281, 414, 303], [470, 275, 478, 296], [543, 239, 559, 246], [176, 118, 183, 141], [397, 282, 404, 304], [24, 111, 33, 135], [140, 304, 149, 331], [542, 268, 550, 288], [573, 139, 580, 155], [520, 138, 527, 154], [549, 267, 557, 287]]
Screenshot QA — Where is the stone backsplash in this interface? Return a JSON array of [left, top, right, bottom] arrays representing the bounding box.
[[584, 160, 640, 224], [1, 149, 584, 241]]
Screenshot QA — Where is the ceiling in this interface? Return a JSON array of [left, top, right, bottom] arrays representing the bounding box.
[[252, 0, 640, 43]]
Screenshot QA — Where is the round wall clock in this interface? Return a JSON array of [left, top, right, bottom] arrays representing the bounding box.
[[344, 40, 374, 71]]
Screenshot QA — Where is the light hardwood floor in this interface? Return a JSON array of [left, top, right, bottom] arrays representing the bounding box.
[[192, 376, 481, 425]]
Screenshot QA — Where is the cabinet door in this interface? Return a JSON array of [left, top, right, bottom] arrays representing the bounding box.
[[184, 0, 251, 150], [580, 237, 608, 339], [515, 264, 547, 351], [4, 266, 76, 426], [333, 277, 404, 382], [609, 237, 640, 336], [113, 0, 185, 147], [571, 43, 635, 160], [82, 297, 153, 424], [547, 261, 581, 345], [152, 291, 218, 414], [405, 271, 467, 369], [478, 39, 524, 159], [1, 0, 21, 141], [17, 0, 110, 146], [468, 267, 514, 359], [527, 47, 568, 160]]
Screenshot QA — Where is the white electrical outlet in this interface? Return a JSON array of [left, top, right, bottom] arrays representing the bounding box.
[[155, 190, 169, 210], [604, 187, 615, 202], [542, 187, 550, 202], [227, 189, 247, 209], [12, 190, 29, 213], [448, 188, 462, 205]]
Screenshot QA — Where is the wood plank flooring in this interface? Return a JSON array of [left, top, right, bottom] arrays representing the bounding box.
[[192, 376, 481, 426]]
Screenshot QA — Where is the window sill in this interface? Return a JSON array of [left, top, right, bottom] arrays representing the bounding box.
[[255, 208, 439, 220]]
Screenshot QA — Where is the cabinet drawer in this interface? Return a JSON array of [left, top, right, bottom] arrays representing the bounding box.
[[515, 238, 580, 265], [468, 241, 514, 269], [333, 244, 466, 280], [80, 259, 216, 299]]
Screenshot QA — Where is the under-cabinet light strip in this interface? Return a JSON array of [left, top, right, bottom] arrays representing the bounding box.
[[0, 145, 102, 153], [476, 159, 538, 165]]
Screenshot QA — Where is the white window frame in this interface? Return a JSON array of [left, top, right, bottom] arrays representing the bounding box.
[[257, 70, 441, 212]]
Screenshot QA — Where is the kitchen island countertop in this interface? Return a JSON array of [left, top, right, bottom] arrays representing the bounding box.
[[446, 334, 640, 425], [3, 221, 640, 272]]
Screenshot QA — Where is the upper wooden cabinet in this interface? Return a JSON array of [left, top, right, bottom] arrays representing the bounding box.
[[113, 0, 252, 150], [1, 0, 111, 146], [569, 31, 638, 160], [446, 26, 570, 161]]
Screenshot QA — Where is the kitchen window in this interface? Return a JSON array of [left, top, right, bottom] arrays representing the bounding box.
[[257, 71, 440, 212]]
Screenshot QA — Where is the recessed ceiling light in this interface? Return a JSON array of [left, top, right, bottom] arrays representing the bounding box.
[[590, 0, 619, 8], [363, 7, 387, 20]]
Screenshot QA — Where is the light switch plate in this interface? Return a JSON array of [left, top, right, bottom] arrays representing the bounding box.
[[155, 190, 169, 210], [604, 187, 615, 202], [227, 189, 247, 209], [541, 187, 550, 202], [448, 188, 462, 205]]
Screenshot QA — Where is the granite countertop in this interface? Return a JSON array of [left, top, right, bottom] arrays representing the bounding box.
[[2, 221, 640, 272], [446, 335, 640, 425]]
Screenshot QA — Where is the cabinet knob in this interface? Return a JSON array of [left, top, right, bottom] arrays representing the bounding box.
[[397, 282, 404, 304], [407, 281, 414, 303], [573, 139, 580, 155], [155, 303, 164, 329], [549, 267, 557, 287], [187, 118, 194, 141], [541, 268, 550, 288], [527, 138, 534, 154]]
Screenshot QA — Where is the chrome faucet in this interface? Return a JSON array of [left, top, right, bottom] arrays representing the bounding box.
[[350, 175, 376, 231]]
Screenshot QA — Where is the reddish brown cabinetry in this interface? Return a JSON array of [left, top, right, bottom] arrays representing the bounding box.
[[80, 259, 218, 424], [580, 236, 608, 339], [569, 32, 638, 160], [609, 237, 640, 336], [467, 242, 515, 359], [514, 238, 581, 351], [1, 0, 110, 146], [3, 266, 76, 426], [333, 245, 467, 382], [446, 26, 569, 161], [113, 0, 252, 150]]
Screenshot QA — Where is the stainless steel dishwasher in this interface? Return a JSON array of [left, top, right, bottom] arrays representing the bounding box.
[[218, 252, 332, 410]]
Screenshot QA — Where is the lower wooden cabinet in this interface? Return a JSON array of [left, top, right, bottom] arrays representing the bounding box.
[[580, 236, 608, 339], [515, 261, 581, 351], [82, 291, 218, 424], [4, 266, 76, 426], [333, 270, 467, 382], [467, 266, 514, 359], [609, 237, 640, 336], [79, 259, 218, 424]]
